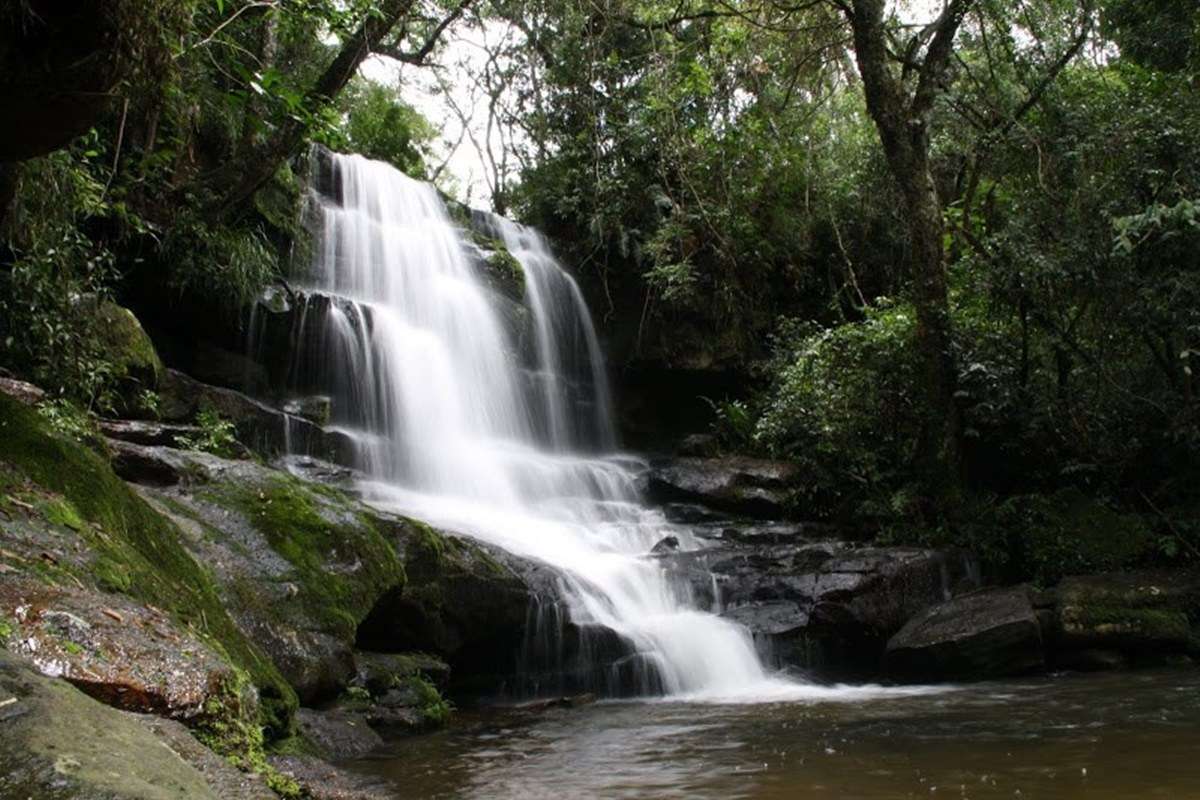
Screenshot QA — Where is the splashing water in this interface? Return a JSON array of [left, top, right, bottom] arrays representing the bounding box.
[[294, 150, 917, 703]]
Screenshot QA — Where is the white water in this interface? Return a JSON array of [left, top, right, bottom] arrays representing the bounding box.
[[298, 151, 919, 703]]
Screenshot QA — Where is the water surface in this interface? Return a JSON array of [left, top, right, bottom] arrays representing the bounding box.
[[350, 669, 1200, 799]]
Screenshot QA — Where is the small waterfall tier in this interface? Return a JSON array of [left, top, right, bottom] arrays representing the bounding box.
[[275, 148, 803, 700]]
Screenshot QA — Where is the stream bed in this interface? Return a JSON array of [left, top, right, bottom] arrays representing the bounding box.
[[348, 668, 1200, 799]]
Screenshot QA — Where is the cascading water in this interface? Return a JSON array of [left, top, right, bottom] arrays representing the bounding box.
[[287, 150, 898, 702]]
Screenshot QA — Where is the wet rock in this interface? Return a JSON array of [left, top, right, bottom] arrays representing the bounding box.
[[0, 578, 255, 723], [884, 586, 1045, 681], [269, 755, 399, 800], [356, 531, 566, 691], [284, 395, 333, 427], [1055, 571, 1200, 654], [158, 369, 350, 463], [660, 502, 732, 525], [654, 540, 980, 677], [138, 456, 406, 704], [295, 707, 385, 760], [0, 651, 260, 800], [645, 456, 802, 518], [651, 535, 680, 554]]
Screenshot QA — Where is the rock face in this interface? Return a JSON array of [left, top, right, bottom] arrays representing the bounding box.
[[884, 586, 1046, 681], [269, 756, 399, 800], [1054, 571, 1200, 660], [158, 369, 351, 462], [0, 652, 272, 800], [658, 536, 979, 676], [0, 578, 254, 724], [645, 457, 803, 518]]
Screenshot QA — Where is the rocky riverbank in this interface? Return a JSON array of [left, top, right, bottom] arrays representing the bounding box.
[[1, 306, 1197, 798]]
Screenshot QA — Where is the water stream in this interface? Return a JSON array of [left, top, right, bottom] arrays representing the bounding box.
[[293, 150, 901, 701]]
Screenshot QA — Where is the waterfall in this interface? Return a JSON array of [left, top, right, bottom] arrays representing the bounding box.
[[294, 150, 796, 700]]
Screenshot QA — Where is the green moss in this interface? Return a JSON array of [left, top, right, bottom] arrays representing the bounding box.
[[404, 674, 452, 728], [1070, 604, 1192, 641], [90, 301, 165, 388], [207, 474, 406, 640], [194, 668, 301, 799], [38, 496, 85, 531], [0, 393, 297, 736]]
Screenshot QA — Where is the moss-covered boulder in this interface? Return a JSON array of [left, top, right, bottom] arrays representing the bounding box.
[[0, 652, 274, 800], [1055, 571, 1200, 661], [85, 300, 166, 413], [0, 392, 297, 736], [138, 457, 408, 703]]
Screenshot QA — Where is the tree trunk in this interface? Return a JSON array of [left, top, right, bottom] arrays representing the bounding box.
[[844, 0, 968, 506], [202, 0, 415, 219]]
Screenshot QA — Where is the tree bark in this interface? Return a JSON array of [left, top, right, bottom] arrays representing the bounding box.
[[843, 0, 970, 505]]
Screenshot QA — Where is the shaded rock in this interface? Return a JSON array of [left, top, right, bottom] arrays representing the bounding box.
[[0, 376, 46, 406], [269, 755, 399, 800], [353, 651, 451, 694], [0, 578, 255, 724], [646, 456, 802, 518], [676, 433, 719, 457], [107, 439, 214, 485], [885, 586, 1045, 682], [1056, 648, 1129, 672], [86, 300, 165, 415], [295, 707, 384, 760], [1055, 571, 1200, 654], [98, 419, 204, 447], [651, 535, 680, 554], [0, 651, 242, 800], [158, 369, 350, 463], [356, 528, 566, 690]]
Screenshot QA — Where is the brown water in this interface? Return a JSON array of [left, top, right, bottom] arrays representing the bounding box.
[[349, 669, 1200, 799]]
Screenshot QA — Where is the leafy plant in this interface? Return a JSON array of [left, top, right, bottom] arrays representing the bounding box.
[[176, 406, 241, 458]]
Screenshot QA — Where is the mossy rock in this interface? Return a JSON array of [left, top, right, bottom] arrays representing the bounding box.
[[140, 459, 409, 703], [92, 301, 164, 385], [0, 392, 296, 736], [0, 652, 233, 799], [1056, 571, 1200, 655]]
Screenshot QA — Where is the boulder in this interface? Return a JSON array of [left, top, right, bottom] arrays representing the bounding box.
[[1055, 571, 1200, 659], [657, 538, 980, 677], [295, 707, 385, 760], [269, 756, 399, 800], [0, 652, 272, 800], [645, 456, 802, 518], [138, 456, 408, 703], [0, 578, 255, 725], [88, 300, 165, 413], [884, 586, 1046, 681]]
